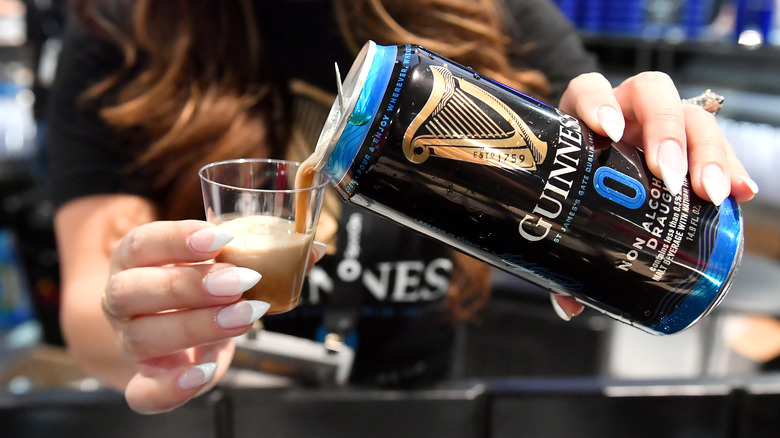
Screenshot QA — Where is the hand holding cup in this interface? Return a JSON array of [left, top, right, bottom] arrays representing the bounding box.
[[199, 158, 329, 314]]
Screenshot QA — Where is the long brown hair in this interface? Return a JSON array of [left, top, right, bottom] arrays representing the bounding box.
[[74, 0, 550, 320]]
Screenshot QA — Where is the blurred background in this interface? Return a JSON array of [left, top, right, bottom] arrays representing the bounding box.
[[0, 0, 778, 436]]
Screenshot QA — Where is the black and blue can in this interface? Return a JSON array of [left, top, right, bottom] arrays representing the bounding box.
[[308, 41, 743, 335]]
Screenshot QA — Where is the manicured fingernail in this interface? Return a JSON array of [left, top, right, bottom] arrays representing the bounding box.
[[550, 294, 571, 321], [701, 164, 730, 206], [657, 140, 686, 197], [189, 228, 234, 253], [742, 175, 759, 195], [312, 241, 328, 262], [216, 300, 269, 329], [597, 105, 624, 143], [177, 362, 217, 390], [204, 267, 261, 296]]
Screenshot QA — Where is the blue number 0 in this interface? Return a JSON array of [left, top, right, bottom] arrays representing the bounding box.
[[593, 167, 646, 209]]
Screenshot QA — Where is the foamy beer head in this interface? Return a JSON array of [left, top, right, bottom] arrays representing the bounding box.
[[199, 159, 329, 314]]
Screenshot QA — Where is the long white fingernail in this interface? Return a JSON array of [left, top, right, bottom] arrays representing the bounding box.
[[597, 105, 624, 143], [657, 140, 686, 197], [204, 267, 261, 296], [190, 228, 234, 253], [742, 175, 759, 195], [312, 241, 328, 262], [701, 164, 730, 206], [177, 362, 217, 390], [550, 294, 571, 321], [216, 300, 269, 329]]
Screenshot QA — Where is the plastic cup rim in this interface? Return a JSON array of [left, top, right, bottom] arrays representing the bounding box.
[[198, 158, 330, 194]]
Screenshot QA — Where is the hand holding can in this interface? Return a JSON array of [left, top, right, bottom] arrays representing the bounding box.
[[305, 41, 745, 335]]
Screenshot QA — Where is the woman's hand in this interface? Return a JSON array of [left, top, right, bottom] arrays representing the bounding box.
[[560, 71, 758, 204], [101, 220, 266, 413], [54, 192, 330, 415], [101, 220, 328, 413], [549, 71, 759, 320]]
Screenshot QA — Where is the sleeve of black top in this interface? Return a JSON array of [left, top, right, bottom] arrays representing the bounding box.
[[45, 17, 129, 211], [502, 0, 599, 105]]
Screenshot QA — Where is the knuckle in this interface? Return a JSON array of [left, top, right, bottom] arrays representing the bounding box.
[[121, 228, 145, 264], [654, 109, 684, 125], [163, 268, 181, 296], [570, 71, 596, 84], [163, 267, 195, 302], [105, 273, 130, 316], [120, 321, 153, 360], [690, 122, 724, 151], [118, 325, 142, 359], [570, 72, 610, 91], [180, 317, 203, 344], [636, 70, 674, 86]]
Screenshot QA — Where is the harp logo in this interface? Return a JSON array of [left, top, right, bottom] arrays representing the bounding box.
[[402, 65, 547, 170]]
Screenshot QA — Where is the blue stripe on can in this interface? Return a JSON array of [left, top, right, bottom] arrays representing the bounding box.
[[322, 45, 396, 182]]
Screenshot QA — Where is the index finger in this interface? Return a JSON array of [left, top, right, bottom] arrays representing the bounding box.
[[559, 72, 625, 144], [112, 220, 234, 270], [614, 72, 687, 196]]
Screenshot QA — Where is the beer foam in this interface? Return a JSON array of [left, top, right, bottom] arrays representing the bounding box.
[[218, 215, 310, 249]]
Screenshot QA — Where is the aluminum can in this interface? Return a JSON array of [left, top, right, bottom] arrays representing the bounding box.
[[309, 41, 743, 335]]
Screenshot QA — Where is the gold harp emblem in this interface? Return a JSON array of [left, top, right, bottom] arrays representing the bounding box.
[[402, 66, 547, 170]]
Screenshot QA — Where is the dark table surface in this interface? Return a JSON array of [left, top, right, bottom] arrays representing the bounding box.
[[2, 374, 780, 438]]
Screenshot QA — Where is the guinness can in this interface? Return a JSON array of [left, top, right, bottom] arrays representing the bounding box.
[[307, 41, 743, 335]]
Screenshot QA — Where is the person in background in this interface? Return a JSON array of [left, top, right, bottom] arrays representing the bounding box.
[[46, 0, 758, 414]]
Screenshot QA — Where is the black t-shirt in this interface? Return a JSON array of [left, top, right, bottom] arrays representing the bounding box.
[[46, 0, 596, 386]]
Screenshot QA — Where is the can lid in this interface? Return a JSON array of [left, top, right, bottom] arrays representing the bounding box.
[[310, 41, 378, 173]]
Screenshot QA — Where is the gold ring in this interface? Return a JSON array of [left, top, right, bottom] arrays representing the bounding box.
[[682, 89, 724, 115]]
